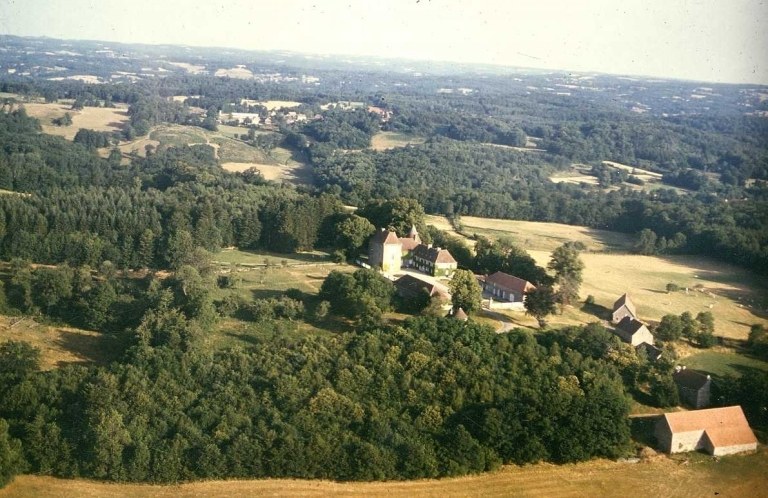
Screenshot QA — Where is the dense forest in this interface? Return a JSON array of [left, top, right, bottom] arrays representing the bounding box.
[[0, 36, 767, 487]]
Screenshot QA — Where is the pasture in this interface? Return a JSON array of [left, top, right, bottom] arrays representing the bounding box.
[[370, 131, 425, 151], [3, 450, 767, 498], [424, 215, 767, 339]]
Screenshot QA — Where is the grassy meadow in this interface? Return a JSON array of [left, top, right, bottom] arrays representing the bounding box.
[[3, 449, 767, 498]]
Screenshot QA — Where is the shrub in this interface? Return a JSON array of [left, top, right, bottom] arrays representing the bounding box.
[[665, 283, 679, 293]]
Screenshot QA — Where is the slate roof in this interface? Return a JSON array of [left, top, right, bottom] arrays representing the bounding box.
[[637, 342, 663, 360], [673, 368, 711, 390], [613, 293, 637, 315], [484, 271, 536, 295], [615, 316, 650, 342], [661, 406, 757, 448], [413, 245, 457, 265]]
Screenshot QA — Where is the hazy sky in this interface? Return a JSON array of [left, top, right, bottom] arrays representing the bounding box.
[[1, 0, 766, 84]]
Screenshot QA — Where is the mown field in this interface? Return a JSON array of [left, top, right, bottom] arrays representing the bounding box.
[[3, 450, 767, 498]]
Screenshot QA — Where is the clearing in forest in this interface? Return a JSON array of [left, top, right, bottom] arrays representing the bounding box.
[[0, 316, 122, 370], [3, 450, 766, 498], [22, 102, 130, 140], [142, 124, 311, 184], [370, 131, 425, 151]]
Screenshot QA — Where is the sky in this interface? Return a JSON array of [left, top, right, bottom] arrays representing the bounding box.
[[1, 0, 766, 84]]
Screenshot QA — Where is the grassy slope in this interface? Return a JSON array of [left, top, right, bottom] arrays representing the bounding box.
[[3, 450, 767, 498]]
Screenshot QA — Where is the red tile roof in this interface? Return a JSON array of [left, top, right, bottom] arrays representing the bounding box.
[[371, 229, 400, 245], [661, 406, 757, 447], [484, 271, 536, 295]]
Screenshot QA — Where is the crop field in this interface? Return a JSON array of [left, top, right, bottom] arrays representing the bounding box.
[[3, 450, 767, 498], [370, 131, 425, 150], [22, 102, 130, 140], [0, 315, 122, 369]]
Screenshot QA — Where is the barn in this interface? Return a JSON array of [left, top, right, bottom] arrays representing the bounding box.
[[655, 406, 758, 456]]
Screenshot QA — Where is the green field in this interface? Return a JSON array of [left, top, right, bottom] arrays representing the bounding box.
[[680, 350, 768, 378]]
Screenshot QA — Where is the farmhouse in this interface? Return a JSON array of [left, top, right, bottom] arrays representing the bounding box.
[[655, 406, 758, 456], [673, 366, 711, 408], [614, 316, 654, 346], [411, 245, 457, 278], [612, 293, 637, 323], [394, 274, 450, 303], [369, 227, 457, 278], [478, 271, 535, 309]]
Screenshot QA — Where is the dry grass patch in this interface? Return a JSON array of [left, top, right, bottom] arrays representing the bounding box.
[[456, 216, 634, 253], [0, 315, 120, 369], [262, 100, 303, 111], [220, 162, 306, 183], [370, 131, 425, 151], [23, 102, 129, 140], [4, 450, 767, 498]]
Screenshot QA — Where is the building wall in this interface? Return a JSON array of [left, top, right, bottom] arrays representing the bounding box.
[[669, 430, 706, 453], [381, 244, 402, 273], [369, 242, 384, 269], [434, 262, 456, 278], [710, 442, 758, 457], [654, 420, 673, 453], [678, 382, 711, 409], [612, 306, 634, 323]]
